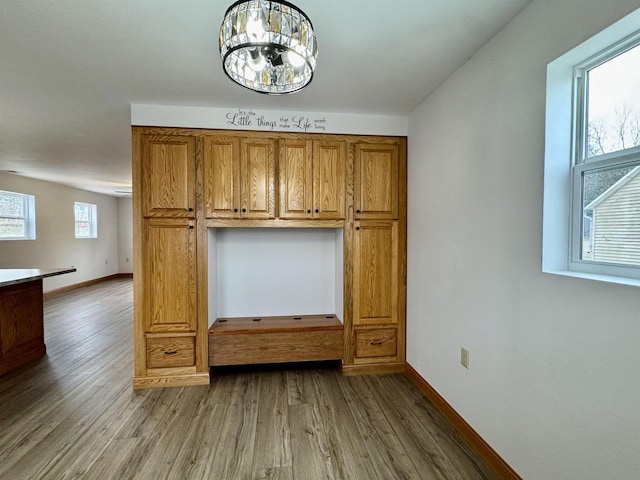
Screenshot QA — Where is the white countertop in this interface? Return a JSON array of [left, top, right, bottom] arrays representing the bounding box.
[[0, 268, 77, 288]]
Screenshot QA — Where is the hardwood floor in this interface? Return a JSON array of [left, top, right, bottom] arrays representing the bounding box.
[[0, 278, 498, 480]]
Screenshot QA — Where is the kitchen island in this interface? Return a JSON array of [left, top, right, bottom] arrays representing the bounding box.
[[0, 268, 75, 375]]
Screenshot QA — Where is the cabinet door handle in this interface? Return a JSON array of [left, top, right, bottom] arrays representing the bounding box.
[[242, 208, 247, 212], [234, 208, 238, 212], [356, 209, 361, 214], [355, 226, 360, 230], [189, 225, 194, 230], [315, 208, 319, 213], [188, 207, 194, 212], [307, 209, 311, 213], [164, 350, 178, 355], [371, 341, 382, 345]]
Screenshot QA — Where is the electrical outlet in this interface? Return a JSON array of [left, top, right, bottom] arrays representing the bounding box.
[[461, 347, 470, 369]]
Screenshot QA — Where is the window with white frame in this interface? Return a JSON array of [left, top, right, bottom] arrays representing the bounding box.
[[0, 189, 36, 240], [571, 37, 640, 276], [543, 9, 640, 285], [74, 202, 97, 238]]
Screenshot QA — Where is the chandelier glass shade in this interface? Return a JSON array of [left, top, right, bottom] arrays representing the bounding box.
[[219, 0, 317, 94]]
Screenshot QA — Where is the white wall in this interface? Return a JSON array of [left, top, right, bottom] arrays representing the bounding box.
[[117, 197, 133, 274], [407, 1, 640, 479], [0, 173, 120, 291], [211, 228, 342, 320]]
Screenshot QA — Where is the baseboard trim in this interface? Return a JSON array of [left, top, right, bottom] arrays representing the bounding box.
[[405, 363, 523, 480], [133, 373, 210, 389], [44, 273, 133, 297], [341, 362, 406, 376]]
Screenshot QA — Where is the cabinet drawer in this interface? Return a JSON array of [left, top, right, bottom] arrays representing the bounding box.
[[146, 336, 195, 369], [355, 328, 397, 358]]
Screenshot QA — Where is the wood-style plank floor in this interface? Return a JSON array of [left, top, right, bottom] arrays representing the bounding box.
[[0, 278, 498, 480]]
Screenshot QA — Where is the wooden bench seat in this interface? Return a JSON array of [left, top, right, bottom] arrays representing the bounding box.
[[208, 314, 343, 366]]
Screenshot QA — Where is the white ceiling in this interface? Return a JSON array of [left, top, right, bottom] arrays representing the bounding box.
[[0, 0, 530, 196]]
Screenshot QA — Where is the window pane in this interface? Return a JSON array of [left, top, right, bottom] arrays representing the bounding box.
[[0, 218, 25, 238], [75, 222, 90, 237], [586, 43, 640, 158], [582, 164, 640, 265], [74, 204, 90, 222], [0, 192, 25, 218]]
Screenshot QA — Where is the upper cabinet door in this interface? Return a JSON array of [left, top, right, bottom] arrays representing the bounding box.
[[241, 138, 277, 219], [279, 139, 313, 219], [142, 135, 196, 217], [354, 143, 399, 219], [313, 141, 346, 220], [203, 136, 241, 218]]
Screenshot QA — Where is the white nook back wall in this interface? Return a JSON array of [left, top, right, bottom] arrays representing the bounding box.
[[211, 229, 343, 320]]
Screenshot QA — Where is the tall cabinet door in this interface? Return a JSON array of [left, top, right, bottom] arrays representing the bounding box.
[[279, 139, 313, 219], [313, 141, 346, 219], [241, 138, 277, 219], [142, 135, 196, 217], [353, 220, 398, 326], [203, 136, 241, 218], [143, 218, 197, 333], [354, 143, 399, 219]]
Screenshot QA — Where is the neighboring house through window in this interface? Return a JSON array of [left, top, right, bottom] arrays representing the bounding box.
[[74, 202, 97, 238], [543, 8, 640, 285], [0, 189, 36, 240]]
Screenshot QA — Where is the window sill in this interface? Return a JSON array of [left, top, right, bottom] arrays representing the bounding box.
[[542, 268, 640, 287]]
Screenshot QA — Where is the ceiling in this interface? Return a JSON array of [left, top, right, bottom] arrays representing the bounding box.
[[0, 0, 530, 196]]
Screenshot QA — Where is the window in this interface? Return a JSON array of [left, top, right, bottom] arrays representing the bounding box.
[[0, 190, 36, 240], [543, 8, 640, 285], [74, 202, 97, 238], [571, 36, 640, 277]]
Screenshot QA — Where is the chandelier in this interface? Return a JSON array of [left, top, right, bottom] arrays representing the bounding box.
[[219, 0, 317, 94]]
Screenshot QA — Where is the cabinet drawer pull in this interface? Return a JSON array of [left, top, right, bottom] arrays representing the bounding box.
[[164, 350, 178, 355], [370, 341, 383, 345]]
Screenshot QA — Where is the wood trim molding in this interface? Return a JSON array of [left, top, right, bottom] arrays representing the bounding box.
[[44, 273, 133, 297], [133, 372, 210, 390], [341, 362, 405, 376], [405, 363, 523, 480]]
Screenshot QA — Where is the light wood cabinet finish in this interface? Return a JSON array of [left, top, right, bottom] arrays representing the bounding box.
[[203, 135, 276, 219], [133, 127, 406, 386], [142, 135, 196, 217], [355, 328, 397, 358], [146, 335, 196, 368], [353, 220, 399, 326], [354, 143, 399, 219], [209, 315, 343, 366], [279, 139, 346, 219], [142, 218, 197, 333]]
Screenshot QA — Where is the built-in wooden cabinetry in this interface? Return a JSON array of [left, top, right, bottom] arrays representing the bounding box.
[[354, 143, 399, 219], [202, 136, 276, 219], [279, 139, 346, 219], [132, 127, 406, 388]]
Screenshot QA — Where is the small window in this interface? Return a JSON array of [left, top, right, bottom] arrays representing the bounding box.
[[0, 189, 36, 240], [74, 202, 97, 238], [570, 35, 640, 278]]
